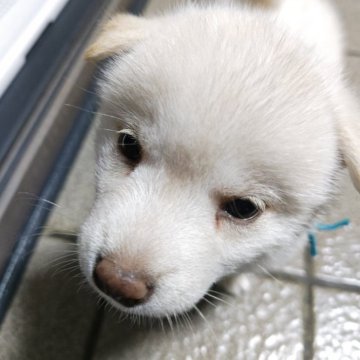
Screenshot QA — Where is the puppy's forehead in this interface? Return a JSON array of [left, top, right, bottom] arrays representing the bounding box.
[[103, 11, 327, 130], [101, 10, 336, 191]]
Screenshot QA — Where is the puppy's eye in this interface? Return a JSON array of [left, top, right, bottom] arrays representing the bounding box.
[[222, 198, 260, 220], [117, 130, 141, 163]]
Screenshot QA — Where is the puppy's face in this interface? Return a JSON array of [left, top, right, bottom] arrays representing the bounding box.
[[79, 8, 359, 318]]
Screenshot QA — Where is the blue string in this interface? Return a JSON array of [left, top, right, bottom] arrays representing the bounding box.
[[315, 218, 350, 231], [308, 233, 318, 257], [308, 218, 350, 257]]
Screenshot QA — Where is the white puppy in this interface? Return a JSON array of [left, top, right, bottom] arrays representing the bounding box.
[[79, 0, 360, 318]]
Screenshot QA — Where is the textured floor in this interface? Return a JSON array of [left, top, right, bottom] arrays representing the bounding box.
[[1, 0, 360, 359]]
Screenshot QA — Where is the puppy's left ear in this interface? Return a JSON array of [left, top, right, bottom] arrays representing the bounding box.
[[85, 13, 151, 61], [336, 89, 360, 192]]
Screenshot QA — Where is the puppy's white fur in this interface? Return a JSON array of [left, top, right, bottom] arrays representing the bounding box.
[[80, 0, 360, 317]]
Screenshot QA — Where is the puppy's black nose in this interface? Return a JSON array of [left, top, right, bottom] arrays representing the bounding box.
[[93, 257, 153, 307]]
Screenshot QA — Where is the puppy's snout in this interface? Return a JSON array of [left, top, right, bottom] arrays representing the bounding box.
[[93, 257, 154, 307]]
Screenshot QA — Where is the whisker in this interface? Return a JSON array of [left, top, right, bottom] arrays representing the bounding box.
[[17, 192, 61, 208], [76, 86, 100, 99], [51, 265, 81, 278], [206, 293, 232, 307], [75, 86, 119, 110], [16, 193, 77, 224], [159, 317, 165, 334], [193, 305, 215, 337], [257, 264, 283, 285], [46, 230, 79, 237], [47, 257, 78, 268], [208, 288, 233, 299], [202, 297, 217, 308], [64, 104, 122, 122], [173, 312, 181, 331], [166, 314, 174, 333], [46, 233, 79, 242], [184, 312, 195, 335], [99, 128, 120, 133]]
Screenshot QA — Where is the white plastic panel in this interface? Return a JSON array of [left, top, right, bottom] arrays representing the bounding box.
[[0, 0, 70, 98]]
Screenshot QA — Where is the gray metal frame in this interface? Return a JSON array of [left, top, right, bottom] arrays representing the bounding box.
[[0, 0, 147, 323]]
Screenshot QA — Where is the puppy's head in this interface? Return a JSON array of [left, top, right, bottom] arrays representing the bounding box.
[[79, 7, 360, 317]]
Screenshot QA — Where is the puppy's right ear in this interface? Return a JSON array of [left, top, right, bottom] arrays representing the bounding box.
[[85, 14, 150, 61], [336, 89, 360, 193]]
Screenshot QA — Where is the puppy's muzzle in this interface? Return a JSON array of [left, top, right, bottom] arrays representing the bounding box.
[[93, 257, 154, 308]]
